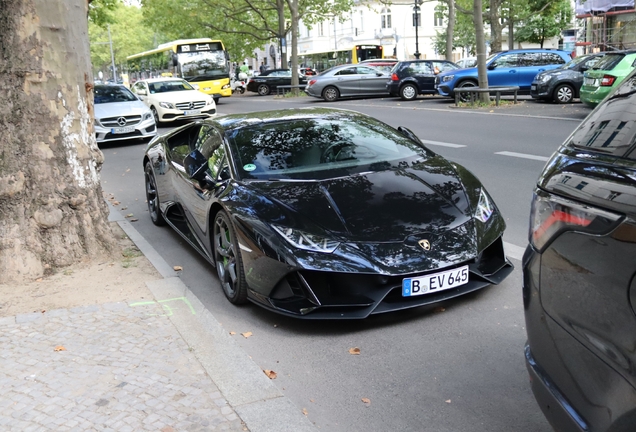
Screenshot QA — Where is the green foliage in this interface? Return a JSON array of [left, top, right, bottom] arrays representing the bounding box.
[[89, 2, 156, 78], [88, 0, 119, 27], [515, 0, 573, 47], [432, 0, 476, 57]]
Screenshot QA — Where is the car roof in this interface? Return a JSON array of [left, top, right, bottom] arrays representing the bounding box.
[[211, 107, 365, 131], [137, 77, 187, 83]]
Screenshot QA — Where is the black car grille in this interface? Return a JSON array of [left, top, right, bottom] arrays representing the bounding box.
[[102, 130, 143, 139], [100, 115, 141, 127], [175, 101, 206, 110]]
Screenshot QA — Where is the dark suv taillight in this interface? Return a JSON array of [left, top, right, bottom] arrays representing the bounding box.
[[600, 75, 616, 86], [391, 73, 399, 81], [529, 189, 622, 251]]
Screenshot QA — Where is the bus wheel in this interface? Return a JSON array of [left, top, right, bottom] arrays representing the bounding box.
[[214, 97, 220, 104]]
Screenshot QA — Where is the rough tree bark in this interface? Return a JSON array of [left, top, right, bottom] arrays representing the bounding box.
[[0, 0, 116, 283], [474, 0, 490, 102]]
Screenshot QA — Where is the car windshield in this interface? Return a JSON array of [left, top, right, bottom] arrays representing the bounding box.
[[228, 117, 427, 181], [560, 55, 591, 69], [590, 53, 625, 71], [148, 80, 194, 93], [94, 86, 137, 104]]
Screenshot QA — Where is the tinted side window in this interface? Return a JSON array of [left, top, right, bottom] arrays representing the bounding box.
[[493, 54, 518, 68], [543, 53, 567, 65], [356, 66, 378, 75], [335, 68, 357, 76], [591, 54, 625, 71], [564, 74, 636, 160], [168, 124, 204, 166], [519, 53, 542, 67]]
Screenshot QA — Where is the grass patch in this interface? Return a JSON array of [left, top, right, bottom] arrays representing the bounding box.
[[455, 99, 517, 108], [121, 246, 142, 268]]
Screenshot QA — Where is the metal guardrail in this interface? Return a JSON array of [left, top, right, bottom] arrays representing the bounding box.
[[276, 85, 306, 96], [454, 86, 520, 106]]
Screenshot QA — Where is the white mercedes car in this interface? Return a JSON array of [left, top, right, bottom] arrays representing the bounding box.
[[130, 78, 217, 124], [94, 84, 157, 144]]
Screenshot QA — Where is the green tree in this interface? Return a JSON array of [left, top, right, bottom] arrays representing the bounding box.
[[89, 2, 156, 79], [433, 0, 476, 58], [515, 0, 573, 48]]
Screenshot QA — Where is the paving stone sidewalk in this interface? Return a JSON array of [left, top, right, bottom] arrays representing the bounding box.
[[0, 301, 247, 432]]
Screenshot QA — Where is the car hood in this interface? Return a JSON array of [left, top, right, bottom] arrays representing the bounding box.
[[248, 160, 472, 243], [148, 90, 211, 103], [534, 68, 578, 80], [95, 100, 150, 118]]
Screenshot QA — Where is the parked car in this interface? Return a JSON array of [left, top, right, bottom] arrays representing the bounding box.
[[142, 107, 513, 318], [531, 53, 606, 103], [130, 78, 216, 125], [524, 69, 636, 432], [363, 61, 398, 74], [580, 49, 636, 107], [456, 57, 477, 69], [387, 60, 460, 101], [305, 64, 391, 101], [93, 84, 157, 144], [246, 69, 308, 95], [435, 49, 571, 100]]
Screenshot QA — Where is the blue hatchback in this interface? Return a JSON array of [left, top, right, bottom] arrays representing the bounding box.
[[435, 49, 572, 99]]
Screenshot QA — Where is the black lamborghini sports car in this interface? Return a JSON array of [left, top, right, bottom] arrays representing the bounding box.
[[143, 107, 513, 319]]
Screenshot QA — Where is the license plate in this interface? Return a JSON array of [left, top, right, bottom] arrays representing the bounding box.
[[111, 126, 134, 134], [584, 77, 596, 86], [183, 109, 201, 115], [402, 265, 469, 297], [531, 84, 537, 90]]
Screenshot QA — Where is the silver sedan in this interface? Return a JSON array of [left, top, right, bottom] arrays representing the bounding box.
[[305, 64, 391, 101]]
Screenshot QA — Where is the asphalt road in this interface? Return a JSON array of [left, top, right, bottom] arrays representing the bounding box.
[[99, 93, 592, 432]]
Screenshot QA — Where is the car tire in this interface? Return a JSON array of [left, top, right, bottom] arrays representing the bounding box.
[[213, 97, 220, 104], [151, 106, 162, 126], [144, 161, 166, 226], [322, 86, 340, 102], [213, 210, 248, 305], [456, 80, 478, 103], [257, 84, 270, 96], [399, 83, 418, 101], [553, 84, 574, 104], [238, 87, 245, 94]]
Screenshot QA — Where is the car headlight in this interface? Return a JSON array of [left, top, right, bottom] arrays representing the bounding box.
[[537, 74, 552, 83], [442, 75, 455, 82], [143, 112, 152, 121], [159, 102, 174, 109], [272, 225, 340, 253], [222, 83, 231, 89], [475, 189, 494, 223]]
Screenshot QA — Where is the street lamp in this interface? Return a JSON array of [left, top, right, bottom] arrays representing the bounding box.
[[413, 0, 422, 59]]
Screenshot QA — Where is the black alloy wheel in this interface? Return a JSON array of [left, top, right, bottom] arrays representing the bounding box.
[[456, 80, 478, 103], [144, 162, 166, 226], [322, 86, 340, 102], [400, 83, 418, 101], [257, 84, 270, 96], [213, 211, 248, 304], [553, 84, 574, 103]]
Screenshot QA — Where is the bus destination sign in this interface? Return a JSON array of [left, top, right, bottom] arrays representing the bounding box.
[[178, 42, 222, 53]]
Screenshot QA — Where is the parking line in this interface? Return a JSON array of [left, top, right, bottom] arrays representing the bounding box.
[[420, 139, 466, 148], [495, 151, 549, 162]]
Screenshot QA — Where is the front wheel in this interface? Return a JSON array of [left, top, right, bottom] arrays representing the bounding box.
[[456, 81, 478, 103], [144, 162, 166, 226], [400, 83, 418, 101], [213, 211, 248, 304], [257, 84, 270, 96], [151, 106, 162, 126], [322, 86, 340, 102], [553, 84, 574, 103], [213, 97, 220, 104]]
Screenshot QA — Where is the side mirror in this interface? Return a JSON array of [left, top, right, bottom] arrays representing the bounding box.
[[579, 65, 589, 72], [377, 72, 384, 76], [487, 63, 496, 70], [136, 89, 147, 96], [172, 53, 179, 67], [184, 150, 209, 181]]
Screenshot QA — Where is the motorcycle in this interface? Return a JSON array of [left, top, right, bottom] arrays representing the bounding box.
[[231, 77, 246, 94]]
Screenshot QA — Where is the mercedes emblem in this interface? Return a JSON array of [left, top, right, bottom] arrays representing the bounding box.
[[117, 117, 127, 126], [418, 239, 431, 251]]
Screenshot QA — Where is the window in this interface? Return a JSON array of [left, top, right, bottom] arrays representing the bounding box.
[[542, 53, 567, 66], [434, 14, 444, 27], [335, 67, 357, 76], [413, 6, 421, 27], [318, 22, 324, 37], [492, 54, 518, 68], [360, 10, 364, 32], [381, 8, 391, 29]]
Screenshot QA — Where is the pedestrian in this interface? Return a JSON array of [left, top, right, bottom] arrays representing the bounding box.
[[259, 61, 266, 75], [239, 61, 249, 80]]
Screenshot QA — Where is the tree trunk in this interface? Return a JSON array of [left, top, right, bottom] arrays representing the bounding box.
[[489, 0, 503, 53], [287, 0, 299, 92], [474, 0, 490, 102], [446, 0, 455, 61], [508, 0, 514, 49], [277, 0, 286, 69], [0, 0, 116, 283]]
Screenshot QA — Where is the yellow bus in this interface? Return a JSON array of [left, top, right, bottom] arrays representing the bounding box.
[[299, 45, 384, 73], [127, 38, 232, 103]]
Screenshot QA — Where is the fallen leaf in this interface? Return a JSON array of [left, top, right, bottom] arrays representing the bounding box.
[[349, 347, 361, 355], [126, 168, 130, 172], [121, 207, 127, 210], [229, 331, 236, 335], [173, 266, 183, 271], [130, 218, 138, 222], [35, 278, 43, 282], [445, 399, 451, 404], [241, 332, 253, 338], [361, 397, 371, 405], [434, 306, 446, 313], [113, 201, 120, 205], [310, 399, 315, 403], [263, 369, 277, 379], [489, 110, 494, 113], [125, 213, 134, 218], [54, 346, 66, 352], [302, 408, 308, 416]]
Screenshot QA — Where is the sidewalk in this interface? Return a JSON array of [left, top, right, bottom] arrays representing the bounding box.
[[0, 207, 318, 432]]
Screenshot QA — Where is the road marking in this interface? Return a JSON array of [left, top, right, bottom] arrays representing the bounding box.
[[420, 139, 466, 148], [495, 151, 550, 162], [503, 241, 525, 261]]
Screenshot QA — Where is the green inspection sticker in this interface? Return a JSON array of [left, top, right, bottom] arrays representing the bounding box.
[[243, 163, 256, 171]]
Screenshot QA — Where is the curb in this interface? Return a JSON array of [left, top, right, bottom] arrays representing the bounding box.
[[108, 202, 318, 432]]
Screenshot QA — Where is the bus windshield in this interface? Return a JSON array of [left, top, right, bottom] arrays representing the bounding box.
[[179, 51, 229, 81]]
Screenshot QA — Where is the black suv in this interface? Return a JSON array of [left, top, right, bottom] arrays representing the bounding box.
[[387, 60, 459, 101], [524, 68, 636, 431], [531, 53, 606, 103]]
